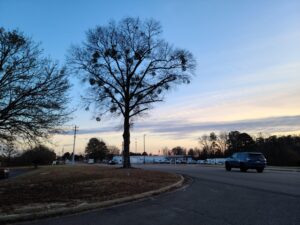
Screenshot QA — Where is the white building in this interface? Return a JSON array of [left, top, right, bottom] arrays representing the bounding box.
[[112, 155, 194, 164]]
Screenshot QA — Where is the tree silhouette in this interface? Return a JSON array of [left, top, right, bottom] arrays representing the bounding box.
[[0, 28, 70, 143], [1, 138, 19, 166], [171, 146, 186, 155], [69, 17, 196, 168], [107, 145, 120, 160], [187, 148, 195, 157], [216, 132, 228, 153], [21, 145, 56, 168], [85, 138, 108, 161], [227, 131, 255, 154], [62, 152, 71, 160]]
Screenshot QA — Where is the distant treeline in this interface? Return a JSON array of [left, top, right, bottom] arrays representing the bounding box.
[[0, 145, 56, 168], [1, 131, 300, 167], [165, 131, 300, 166], [0, 138, 121, 167]]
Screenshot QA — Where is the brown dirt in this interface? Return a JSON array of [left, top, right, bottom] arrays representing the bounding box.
[[0, 165, 180, 214]]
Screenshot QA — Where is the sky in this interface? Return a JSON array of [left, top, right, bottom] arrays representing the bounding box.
[[1, 0, 300, 155]]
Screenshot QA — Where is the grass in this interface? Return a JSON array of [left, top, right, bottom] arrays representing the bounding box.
[[0, 165, 180, 215]]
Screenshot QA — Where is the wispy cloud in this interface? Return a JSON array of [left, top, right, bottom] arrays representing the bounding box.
[[64, 115, 300, 138], [134, 115, 300, 137]]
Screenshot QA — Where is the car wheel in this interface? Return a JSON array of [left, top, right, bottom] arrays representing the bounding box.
[[225, 163, 231, 171], [256, 168, 264, 173]]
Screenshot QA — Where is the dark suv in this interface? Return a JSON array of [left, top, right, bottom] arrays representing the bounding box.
[[225, 152, 266, 173]]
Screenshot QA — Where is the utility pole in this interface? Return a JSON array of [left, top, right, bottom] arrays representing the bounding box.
[[72, 125, 78, 164], [135, 138, 137, 153], [143, 134, 146, 164]]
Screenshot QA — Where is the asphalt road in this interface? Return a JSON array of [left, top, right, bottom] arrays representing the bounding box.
[[17, 165, 300, 225], [9, 168, 34, 178], [0, 168, 33, 181]]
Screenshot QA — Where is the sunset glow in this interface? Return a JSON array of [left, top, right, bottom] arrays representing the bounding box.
[[1, 0, 299, 154]]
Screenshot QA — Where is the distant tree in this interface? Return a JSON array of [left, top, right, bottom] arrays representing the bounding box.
[[199, 146, 209, 160], [0, 28, 71, 143], [209, 132, 221, 155], [21, 145, 56, 168], [216, 132, 228, 153], [187, 148, 195, 156], [197, 131, 300, 166], [199, 134, 210, 151], [74, 154, 84, 161], [62, 152, 71, 160], [171, 146, 186, 155], [85, 138, 108, 161], [68, 17, 196, 168], [256, 135, 300, 166], [192, 147, 201, 159], [161, 147, 170, 156], [68, 153, 84, 162], [238, 133, 255, 151], [188, 148, 201, 160], [226, 131, 240, 154], [142, 151, 148, 156], [0, 139, 19, 166], [130, 152, 142, 156], [209, 132, 217, 142], [199, 133, 216, 157], [107, 145, 120, 155], [107, 145, 120, 160], [226, 131, 255, 154]]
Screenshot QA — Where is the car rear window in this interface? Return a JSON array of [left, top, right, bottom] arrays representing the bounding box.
[[248, 153, 264, 159]]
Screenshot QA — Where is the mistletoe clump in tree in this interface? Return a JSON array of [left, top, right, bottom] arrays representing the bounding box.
[[69, 17, 196, 168]]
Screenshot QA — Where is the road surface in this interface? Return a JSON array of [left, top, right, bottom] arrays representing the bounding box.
[[17, 165, 300, 225]]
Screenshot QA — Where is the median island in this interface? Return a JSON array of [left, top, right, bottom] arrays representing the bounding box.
[[0, 165, 182, 223]]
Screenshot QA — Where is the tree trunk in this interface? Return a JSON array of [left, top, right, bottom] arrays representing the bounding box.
[[122, 111, 131, 168]]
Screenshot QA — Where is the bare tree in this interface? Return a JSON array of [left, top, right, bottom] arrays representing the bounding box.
[[161, 147, 170, 156], [68, 17, 196, 168], [107, 145, 120, 155], [216, 132, 228, 153], [209, 132, 222, 155], [1, 139, 19, 166], [199, 134, 210, 150], [0, 28, 71, 143], [171, 146, 186, 155], [187, 148, 195, 157]]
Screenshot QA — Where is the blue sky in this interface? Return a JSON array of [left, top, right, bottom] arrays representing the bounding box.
[[1, 0, 300, 154]]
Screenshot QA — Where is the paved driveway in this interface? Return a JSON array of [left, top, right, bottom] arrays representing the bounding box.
[[17, 165, 300, 225]]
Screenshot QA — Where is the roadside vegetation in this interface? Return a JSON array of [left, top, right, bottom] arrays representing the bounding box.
[[1, 145, 56, 168], [170, 131, 300, 166]]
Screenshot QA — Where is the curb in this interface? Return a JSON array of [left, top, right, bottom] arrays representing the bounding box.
[[194, 164, 300, 172], [0, 174, 184, 224], [265, 168, 300, 172]]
